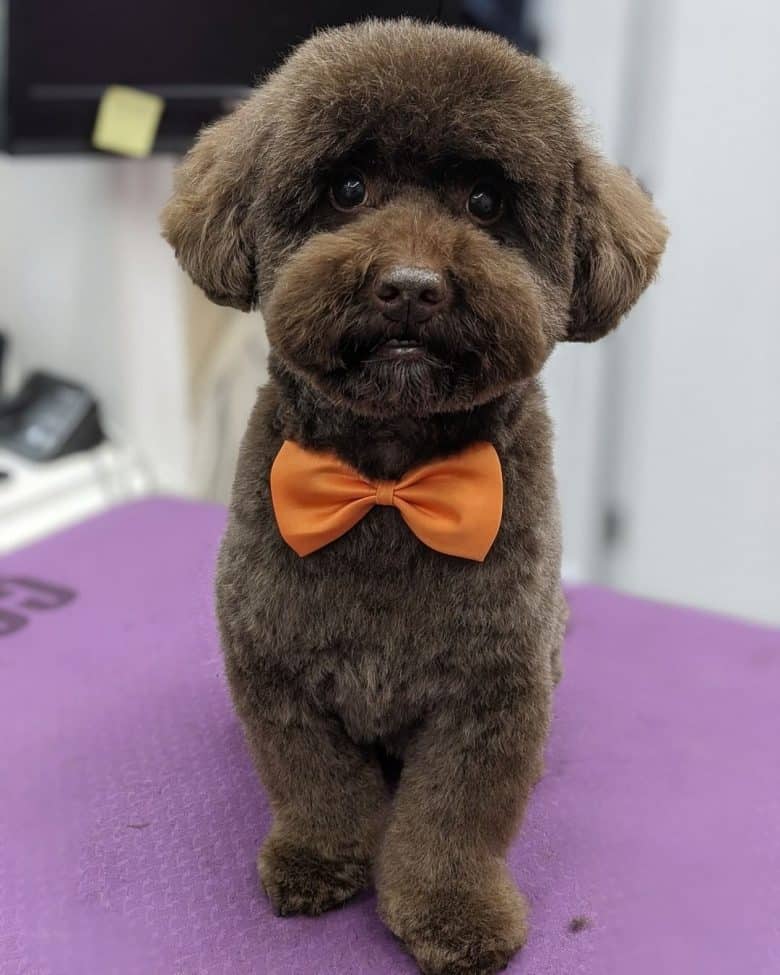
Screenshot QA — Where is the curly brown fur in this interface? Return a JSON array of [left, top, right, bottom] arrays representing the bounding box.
[[162, 19, 666, 975]]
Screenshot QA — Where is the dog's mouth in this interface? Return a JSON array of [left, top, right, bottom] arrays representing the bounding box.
[[309, 306, 508, 416], [340, 327, 439, 369], [365, 337, 426, 362]]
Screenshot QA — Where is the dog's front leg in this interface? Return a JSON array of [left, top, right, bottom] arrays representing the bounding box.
[[377, 686, 550, 975], [243, 710, 388, 917]]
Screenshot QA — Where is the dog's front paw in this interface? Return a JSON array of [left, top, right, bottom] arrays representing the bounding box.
[[379, 870, 527, 975], [258, 831, 371, 917]]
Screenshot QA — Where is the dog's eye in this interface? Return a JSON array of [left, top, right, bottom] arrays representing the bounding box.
[[330, 170, 367, 211], [467, 182, 503, 224]]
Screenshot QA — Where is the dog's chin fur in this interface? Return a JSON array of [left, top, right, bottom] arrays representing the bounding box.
[[267, 315, 538, 420], [310, 351, 471, 420], [161, 18, 668, 975], [263, 200, 559, 419]]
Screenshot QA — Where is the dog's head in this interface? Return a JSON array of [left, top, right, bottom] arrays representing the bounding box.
[[162, 20, 667, 418]]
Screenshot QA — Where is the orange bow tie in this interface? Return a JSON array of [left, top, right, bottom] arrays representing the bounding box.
[[270, 440, 503, 562]]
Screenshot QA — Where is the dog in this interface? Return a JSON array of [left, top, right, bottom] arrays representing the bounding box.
[[162, 19, 667, 975]]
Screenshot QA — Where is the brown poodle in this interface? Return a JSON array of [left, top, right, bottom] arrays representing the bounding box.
[[162, 19, 667, 975]]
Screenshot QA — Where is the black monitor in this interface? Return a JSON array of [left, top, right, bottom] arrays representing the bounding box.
[[1, 1, 483, 154]]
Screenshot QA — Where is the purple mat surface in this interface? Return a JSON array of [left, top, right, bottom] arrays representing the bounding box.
[[2, 498, 779, 975]]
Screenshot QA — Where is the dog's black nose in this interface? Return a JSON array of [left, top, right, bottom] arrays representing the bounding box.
[[373, 266, 449, 324]]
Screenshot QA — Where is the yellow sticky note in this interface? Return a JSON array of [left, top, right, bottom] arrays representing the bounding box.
[[92, 85, 164, 158]]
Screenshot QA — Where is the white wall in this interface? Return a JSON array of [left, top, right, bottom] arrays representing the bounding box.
[[539, 0, 780, 622], [606, 0, 780, 624], [535, 0, 635, 582], [544, 0, 780, 624], [0, 155, 191, 490]]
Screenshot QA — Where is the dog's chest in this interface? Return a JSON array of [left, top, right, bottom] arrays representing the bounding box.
[[236, 502, 515, 740], [283, 509, 472, 734], [313, 635, 423, 743]]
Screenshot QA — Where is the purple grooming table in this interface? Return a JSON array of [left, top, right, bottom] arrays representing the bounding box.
[[2, 499, 779, 975]]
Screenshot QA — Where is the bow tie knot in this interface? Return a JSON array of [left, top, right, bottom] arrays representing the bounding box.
[[270, 439, 503, 562], [375, 482, 396, 507]]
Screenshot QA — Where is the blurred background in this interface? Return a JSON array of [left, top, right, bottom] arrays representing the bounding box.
[[1, 0, 778, 624]]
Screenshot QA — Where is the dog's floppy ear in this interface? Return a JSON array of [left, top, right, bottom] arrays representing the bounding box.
[[567, 152, 668, 342], [161, 101, 265, 312]]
